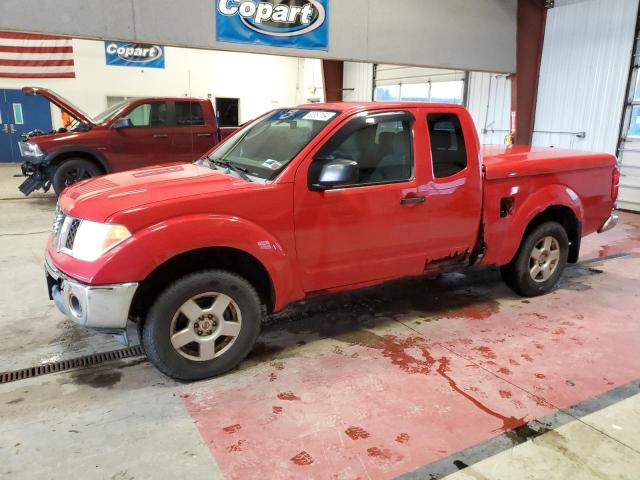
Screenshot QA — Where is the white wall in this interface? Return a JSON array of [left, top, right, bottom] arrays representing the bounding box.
[[1, 0, 518, 73], [0, 38, 322, 127], [343, 62, 373, 102], [532, 0, 638, 154], [467, 72, 512, 145]]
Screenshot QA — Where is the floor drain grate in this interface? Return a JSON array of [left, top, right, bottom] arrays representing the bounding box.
[[0, 345, 146, 384]]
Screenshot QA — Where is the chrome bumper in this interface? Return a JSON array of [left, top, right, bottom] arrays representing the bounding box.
[[45, 254, 138, 332], [598, 213, 619, 234]]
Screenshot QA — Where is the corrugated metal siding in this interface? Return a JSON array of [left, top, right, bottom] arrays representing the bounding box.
[[532, 0, 638, 154], [467, 72, 512, 145]]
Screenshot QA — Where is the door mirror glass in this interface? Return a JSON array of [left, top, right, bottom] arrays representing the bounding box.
[[112, 117, 133, 129], [312, 159, 359, 190]]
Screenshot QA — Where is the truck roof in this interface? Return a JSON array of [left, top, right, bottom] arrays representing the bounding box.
[[296, 101, 467, 113]]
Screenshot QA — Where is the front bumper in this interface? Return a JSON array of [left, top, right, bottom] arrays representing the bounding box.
[[19, 161, 51, 195], [45, 253, 138, 332], [598, 213, 619, 234]]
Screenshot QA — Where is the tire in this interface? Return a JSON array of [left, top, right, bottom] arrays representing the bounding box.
[[500, 221, 569, 297], [142, 270, 262, 381], [52, 158, 102, 195]]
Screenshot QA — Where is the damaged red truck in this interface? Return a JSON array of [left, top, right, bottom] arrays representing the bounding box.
[[18, 87, 234, 195], [45, 102, 619, 380]]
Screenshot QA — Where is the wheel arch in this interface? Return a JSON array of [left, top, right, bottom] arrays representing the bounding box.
[[482, 184, 584, 266], [519, 205, 582, 263], [47, 147, 111, 174], [129, 247, 276, 326]]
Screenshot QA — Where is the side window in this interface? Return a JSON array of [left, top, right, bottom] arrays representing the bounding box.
[[175, 102, 205, 126], [313, 114, 413, 186], [427, 113, 467, 178], [126, 102, 169, 127]]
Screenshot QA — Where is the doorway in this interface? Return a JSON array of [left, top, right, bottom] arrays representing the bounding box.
[[0, 89, 53, 163]]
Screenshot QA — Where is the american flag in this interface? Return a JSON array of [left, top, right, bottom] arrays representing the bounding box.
[[0, 31, 75, 78]]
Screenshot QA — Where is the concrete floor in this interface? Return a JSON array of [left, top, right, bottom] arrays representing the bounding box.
[[1, 163, 640, 479]]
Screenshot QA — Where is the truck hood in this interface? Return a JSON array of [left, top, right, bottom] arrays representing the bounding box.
[[22, 86, 94, 125], [58, 163, 256, 223]]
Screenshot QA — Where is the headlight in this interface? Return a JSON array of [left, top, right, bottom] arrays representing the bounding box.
[[71, 220, 131, 261], [18, 142, 44, 158]]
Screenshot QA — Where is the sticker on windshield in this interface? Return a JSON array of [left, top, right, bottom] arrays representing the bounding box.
[[303, 111, 336, 122], [277, 109, 300, 120], [262, 159, 283, 171]]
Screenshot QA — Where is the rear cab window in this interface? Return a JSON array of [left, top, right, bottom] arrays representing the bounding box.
[[427, 113, 467, 178], [175, 102, 205, 126]]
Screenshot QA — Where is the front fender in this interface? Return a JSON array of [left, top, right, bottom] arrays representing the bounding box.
[[57, 214, 301, 310], [481, 184, 584, 266]]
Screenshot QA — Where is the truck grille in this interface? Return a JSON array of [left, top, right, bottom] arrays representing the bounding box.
[[52, 205, 81, 253]]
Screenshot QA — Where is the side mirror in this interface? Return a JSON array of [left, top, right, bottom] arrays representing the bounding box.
[[112, 117, 133, 129], [311, 159, 359, 191]]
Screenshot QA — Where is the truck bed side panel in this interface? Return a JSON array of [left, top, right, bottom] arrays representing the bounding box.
[[481, 163, 615, 267]]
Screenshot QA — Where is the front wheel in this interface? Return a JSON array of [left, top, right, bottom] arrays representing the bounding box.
[[501, 221, 569, 297], [142, 270, 262, 381], [52, 158, 102, 195]]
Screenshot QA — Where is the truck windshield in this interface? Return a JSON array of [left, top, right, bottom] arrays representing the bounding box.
[[93, 101, 129, 124], [205, 109, 338, 180]]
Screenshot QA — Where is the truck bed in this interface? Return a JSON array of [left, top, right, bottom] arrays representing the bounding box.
[[479, 144, 616, 266], [482, 145, 615, 180]]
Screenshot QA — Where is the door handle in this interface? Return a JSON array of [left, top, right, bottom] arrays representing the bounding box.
[[197, 133, 212, 137], [1, 124, 8, 134], [400, 196, 426, 205], [153, 134, 169, 139], [9, 124, 16, 134]]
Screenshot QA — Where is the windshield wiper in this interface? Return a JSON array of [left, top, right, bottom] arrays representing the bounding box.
[[210, 158, 252, 181]]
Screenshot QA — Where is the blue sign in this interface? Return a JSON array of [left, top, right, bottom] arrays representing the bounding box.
[[104, 41, 165, 69], [216, 0, 329, 51]]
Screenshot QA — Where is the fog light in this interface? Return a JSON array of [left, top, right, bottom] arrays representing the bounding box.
[[69, 294, 83, 319]]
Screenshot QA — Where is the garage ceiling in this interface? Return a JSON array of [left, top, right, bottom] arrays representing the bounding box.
[[0, 0, 518, 73]]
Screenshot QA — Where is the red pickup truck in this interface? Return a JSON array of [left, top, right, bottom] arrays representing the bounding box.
[[45, 102, 619, 380], [18, 87, 235, 195]]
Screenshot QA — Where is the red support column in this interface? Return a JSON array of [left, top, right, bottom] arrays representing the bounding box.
[[321, 60, 344, 102], [511, 0, 548, 145]]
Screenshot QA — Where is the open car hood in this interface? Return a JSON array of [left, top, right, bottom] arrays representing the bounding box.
[[22, 86, 94, 125]]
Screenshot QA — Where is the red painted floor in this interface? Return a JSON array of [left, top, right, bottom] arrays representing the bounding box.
[[182, 211, 640, 479]]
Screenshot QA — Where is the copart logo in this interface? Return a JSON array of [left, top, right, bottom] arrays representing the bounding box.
[[105, 42, 163, 63], [217, 0, 326, 37]]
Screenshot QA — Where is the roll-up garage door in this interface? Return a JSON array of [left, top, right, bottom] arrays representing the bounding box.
[[373, 65, 466, 104]]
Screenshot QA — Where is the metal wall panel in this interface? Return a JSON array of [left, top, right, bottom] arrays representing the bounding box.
[[0, 0, 517, 73], [532, 0, 638, 154], [467, 72, 512, 145]]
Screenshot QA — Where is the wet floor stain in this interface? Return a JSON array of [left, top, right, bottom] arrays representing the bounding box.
[[71, 370, 122, 389]]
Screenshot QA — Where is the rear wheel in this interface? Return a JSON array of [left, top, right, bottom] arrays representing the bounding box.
[[142, 270, 262, 381], [500, 221, 569, 297], [52, 158, 102, 195]]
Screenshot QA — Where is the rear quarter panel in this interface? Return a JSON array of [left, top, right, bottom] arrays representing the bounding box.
[[481, 166, 615, 266]]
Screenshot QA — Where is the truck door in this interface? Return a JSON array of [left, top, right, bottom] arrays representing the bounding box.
[[293, 109, 436, 293], [172, 100, 215, 162], [109, 100, 173, 171], [417, 106, 483, 261]]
